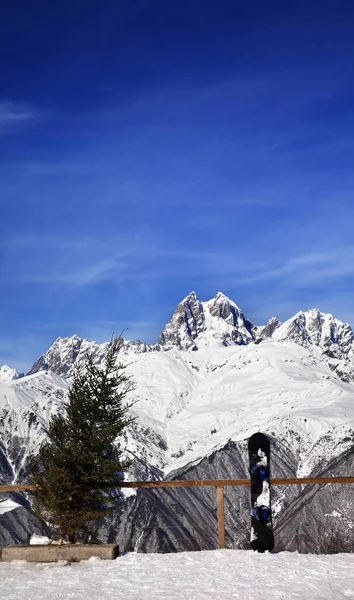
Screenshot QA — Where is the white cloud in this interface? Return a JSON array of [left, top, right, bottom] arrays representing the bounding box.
[[0, 232, 156, 287], [237, 246, 354, 288], [0, 101, 35, 131]]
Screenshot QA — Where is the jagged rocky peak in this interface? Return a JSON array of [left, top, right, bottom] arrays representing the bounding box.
[[204, 292, 256, 345], [207, 291, 240, 320], [0, 365, 23, 383], [27, 334, 157, 380], [158, 291, 205, 350], [27, 335, 109, 379], [158, 291, 255, 350], [258, 316, 282, 340], [271, 309, 354, 360]]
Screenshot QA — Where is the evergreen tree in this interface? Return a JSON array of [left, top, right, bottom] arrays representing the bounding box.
[[27, 336, 134, 544]]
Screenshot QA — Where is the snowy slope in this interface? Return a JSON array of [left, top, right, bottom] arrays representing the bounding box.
[[1, 550, 354, 600], [0, 371, 69, 485], [126, 341, 354, 478]]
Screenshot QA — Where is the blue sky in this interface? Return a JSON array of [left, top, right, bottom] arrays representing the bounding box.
[[1, 1, 354, 372]]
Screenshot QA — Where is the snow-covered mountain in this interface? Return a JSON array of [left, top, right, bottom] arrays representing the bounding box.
[[27, 334, 108, 378], [0, 365, 23, 383], [27, 334, 156, 380], [3, 341, 354, 482], [26, 292, 354, 384], [158, 291, 256, 350], [0, 371, 69, 484], [26, 291, 258, 379], [1, 291, 354, 553], [270, 308, 354, 382]]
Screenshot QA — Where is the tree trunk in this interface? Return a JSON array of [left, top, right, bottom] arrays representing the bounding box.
[[68, 532, 76, 544]]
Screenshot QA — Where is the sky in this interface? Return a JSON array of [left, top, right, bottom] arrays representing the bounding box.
[[1, 0, 354, 372]]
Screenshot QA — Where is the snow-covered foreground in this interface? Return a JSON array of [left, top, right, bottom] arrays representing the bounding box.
[[1, 550, 354, 600]]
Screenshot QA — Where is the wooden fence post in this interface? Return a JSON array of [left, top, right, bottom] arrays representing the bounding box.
[[217, 485, 225, 549]]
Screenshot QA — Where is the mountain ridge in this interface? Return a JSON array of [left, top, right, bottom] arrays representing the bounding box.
[[20, 291, 354, 384]]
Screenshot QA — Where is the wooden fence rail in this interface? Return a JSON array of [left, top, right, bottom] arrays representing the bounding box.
[[1, 477, 354, 549]]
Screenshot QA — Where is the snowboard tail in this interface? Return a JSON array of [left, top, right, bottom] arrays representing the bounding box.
[[248, 432, 274, 552]]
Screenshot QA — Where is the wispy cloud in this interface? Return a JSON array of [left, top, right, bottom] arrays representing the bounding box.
[[19, 257, 127, 286], [238, 247, 354, 287], [3, 230, 354, 294], [0, 231, 180, 292], [0, 101, 35, 132]]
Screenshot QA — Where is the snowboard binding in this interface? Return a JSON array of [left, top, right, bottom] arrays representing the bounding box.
[[250, 464, 270, 480], [251, 505, 272, 524]]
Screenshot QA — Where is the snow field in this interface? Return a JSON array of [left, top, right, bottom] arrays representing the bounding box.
[[1, 550, 354, 600]]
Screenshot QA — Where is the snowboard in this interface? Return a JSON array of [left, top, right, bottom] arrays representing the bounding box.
[[248, 432, 274, 552]]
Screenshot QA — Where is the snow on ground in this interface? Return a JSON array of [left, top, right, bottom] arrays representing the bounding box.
[[1, 550, 354, 600], [29, 535, 52, 545]]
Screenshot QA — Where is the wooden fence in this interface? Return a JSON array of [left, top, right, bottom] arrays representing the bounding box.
[[1, 476, 354, 549]]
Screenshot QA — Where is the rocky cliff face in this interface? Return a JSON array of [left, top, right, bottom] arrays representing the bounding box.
[[158, 291, 255, 350], [0, 493, 45, 549], [158, 291, 205, 350], [257, 317, 282, 340], [27, 335, 106, 378], [271, 309, 354, 357], [269, 309, 354, 382], [27, 335, 158, 380], [97, 435, 354, 554]]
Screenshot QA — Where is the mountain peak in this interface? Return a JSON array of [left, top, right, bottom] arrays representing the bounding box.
[[258, 316, 282, 340], [268, 307, 354, 379], [0, 365, 23, 383], [158, 292, 255, 350], [27, 335, 109, 378], [180, 291, 200, 304], [211, 291, 238, 306]]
